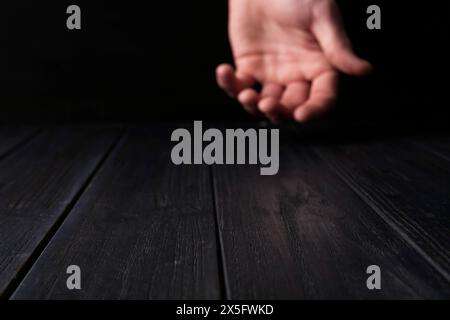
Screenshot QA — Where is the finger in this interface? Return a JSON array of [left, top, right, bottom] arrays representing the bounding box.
[[258, 97, 284, 124], [312, 1, 372, 76], [238, 88, 260, 115], [280, 81, 311, 111], [261, 83, 284, 100], [294, 71, 338, 122], [216, 64, 255, 97], [258, 83, 286, 123]]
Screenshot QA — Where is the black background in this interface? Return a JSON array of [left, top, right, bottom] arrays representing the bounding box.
[[1, 1, 449, 125]]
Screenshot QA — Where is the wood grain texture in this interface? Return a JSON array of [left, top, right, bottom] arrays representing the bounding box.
[[212, 134, 450, 299], [411, 135, 450, 163], [12, 127, 221, 300], [313, 138, 450, 281], [0, 127, 40, 159], [0, 127, 120, 298]]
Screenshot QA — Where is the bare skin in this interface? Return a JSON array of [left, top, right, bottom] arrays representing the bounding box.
[[216, 0, 372, 123]]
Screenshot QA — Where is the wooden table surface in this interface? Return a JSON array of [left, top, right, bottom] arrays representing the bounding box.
[[0, 124, 449, 299]]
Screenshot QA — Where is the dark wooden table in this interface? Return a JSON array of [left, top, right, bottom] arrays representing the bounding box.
[[0, 124, 449, 299]]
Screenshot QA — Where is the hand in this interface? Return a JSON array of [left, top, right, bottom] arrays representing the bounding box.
[[216, 0, 372, 123]]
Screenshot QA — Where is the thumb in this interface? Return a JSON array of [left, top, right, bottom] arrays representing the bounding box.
[[312, 1, 372, 76]]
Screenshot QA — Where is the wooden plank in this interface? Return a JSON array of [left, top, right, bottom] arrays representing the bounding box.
[[0, 126, 121, 298], [411, 135, 450, 162], [212, 134, 450, 299], [0, 127, 40, 159], [313, 138, 450, 280], [12, 126, 221, 299]]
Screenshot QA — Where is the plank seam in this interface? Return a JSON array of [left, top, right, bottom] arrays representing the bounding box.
[[3, 128, 126, 300], [209, 166, 231, 300], [312, 147, 450, 283]]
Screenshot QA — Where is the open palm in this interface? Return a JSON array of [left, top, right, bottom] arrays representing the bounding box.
[[216, 0, 372, 123]]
